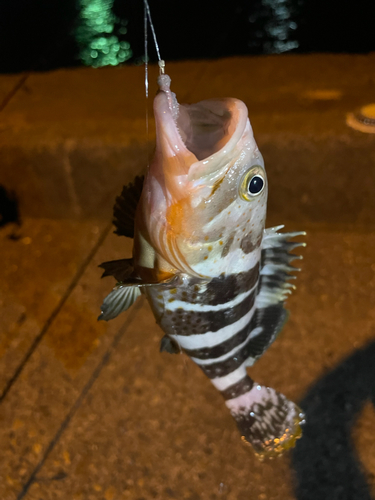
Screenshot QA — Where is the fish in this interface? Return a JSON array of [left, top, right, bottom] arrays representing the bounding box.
[[98, 73, 306, 458]]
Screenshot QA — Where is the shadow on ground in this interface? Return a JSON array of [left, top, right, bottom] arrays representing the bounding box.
[[292, 340, 375, 500]]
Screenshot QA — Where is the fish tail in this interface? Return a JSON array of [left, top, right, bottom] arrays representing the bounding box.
[[225, 377, 305, 459]]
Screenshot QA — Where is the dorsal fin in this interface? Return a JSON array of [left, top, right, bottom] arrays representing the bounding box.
[[243, 226, 306, 363], [113, 175, 144, 238]]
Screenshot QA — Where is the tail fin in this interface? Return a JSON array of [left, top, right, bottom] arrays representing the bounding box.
[[225, 381, 305, 459]]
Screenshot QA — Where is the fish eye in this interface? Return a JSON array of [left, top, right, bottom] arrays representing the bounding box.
[[239, 166, 266, 201], [248, 175, 264, 195]]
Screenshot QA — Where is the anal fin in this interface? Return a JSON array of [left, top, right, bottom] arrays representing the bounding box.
[[160, 335, 181, 354]]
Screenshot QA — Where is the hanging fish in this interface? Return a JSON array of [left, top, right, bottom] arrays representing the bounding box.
[[99, 73, 306, 458]]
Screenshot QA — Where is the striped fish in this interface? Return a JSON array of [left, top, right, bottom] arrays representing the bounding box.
[[99, 73, 306, 458]]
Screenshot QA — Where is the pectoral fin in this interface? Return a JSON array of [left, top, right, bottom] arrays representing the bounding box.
[[98, 273, 181, 321], [98, 285, 142, 321]]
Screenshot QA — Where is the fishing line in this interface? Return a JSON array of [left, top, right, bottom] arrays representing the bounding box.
[[144, 0, 163, 67], [143, 0, 165, 166], [144, 0, 149, 168]]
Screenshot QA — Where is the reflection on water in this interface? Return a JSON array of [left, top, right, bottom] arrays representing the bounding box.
[[74, 0, 300, 68], [0, 0, 374, 73], [76, 0, 132, 67], [248, 0, 299, 54]]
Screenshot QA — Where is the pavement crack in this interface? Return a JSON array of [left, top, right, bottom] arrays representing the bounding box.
[[0, 221, 113, 404], [15, 297, 144, 500], [0, 74, 29, 113]]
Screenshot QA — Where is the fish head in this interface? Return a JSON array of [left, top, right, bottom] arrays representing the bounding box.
[[134, 75, 267, 280]]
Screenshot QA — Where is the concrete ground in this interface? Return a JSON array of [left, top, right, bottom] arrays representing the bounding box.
[[0, 54, 375, 500]]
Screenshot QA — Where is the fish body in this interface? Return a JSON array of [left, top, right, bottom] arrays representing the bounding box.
[[99, 74, 305, 457]]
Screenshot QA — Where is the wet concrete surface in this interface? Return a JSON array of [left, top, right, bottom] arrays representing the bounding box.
[[0, 55, 375, 499]]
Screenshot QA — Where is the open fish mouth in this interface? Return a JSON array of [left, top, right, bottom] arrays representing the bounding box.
[[153, 74, 250, 184], [177, 99, 236, 160]]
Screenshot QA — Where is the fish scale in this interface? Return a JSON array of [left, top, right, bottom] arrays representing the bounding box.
[[98, 72, 306, 458]]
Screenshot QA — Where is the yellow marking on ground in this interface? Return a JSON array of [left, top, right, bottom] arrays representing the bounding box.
[[303, 89, 343, 100], [361, 103, 375, 118], [347, 104, 375, 134]]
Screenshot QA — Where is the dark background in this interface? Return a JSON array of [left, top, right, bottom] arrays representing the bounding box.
[[0, 0, 374, 74]]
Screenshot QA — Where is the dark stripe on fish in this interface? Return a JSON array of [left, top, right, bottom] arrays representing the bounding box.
[[183, 316, 256, 360], [199, 330, 264, 379], [165, 263, 259, 307], [162, 290, 256, 336], [220, 376, 254, 401], [188, 304, 287, 363], [198, 304, 288, 379]]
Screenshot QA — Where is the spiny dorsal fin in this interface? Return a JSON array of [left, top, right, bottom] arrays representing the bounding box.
[[113, 175, 144, 238], [243, 227, 306, 363]]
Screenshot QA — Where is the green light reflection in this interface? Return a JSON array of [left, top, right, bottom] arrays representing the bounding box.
[[76, 0, 132, 67]]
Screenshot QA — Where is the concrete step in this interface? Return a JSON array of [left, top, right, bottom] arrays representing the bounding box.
[[0, 54, 374, 227]]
